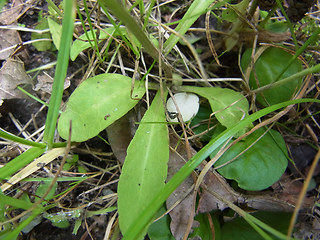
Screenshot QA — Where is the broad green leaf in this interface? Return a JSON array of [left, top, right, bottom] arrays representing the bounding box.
[[48, 18, 62, 50], [118, 90, 169, 238], [58, 73, 145, 142], [70, 27, 123, 61], [241, 47, 303, 106], [221, 212, 292, 240], [179, 86, 249, 129], [147, 205, 175, 240], [212, 128, 288, 191]]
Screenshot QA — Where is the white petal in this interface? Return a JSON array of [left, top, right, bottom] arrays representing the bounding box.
[[166, 92, 199, 122]]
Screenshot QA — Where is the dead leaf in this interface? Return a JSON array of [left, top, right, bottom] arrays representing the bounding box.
[[0, 59, 32, 101], [0, 0, 30, 25], [198, 170, 240, 212], [166, 134, 197, 240], [34, 73, 70, 94], [106, 109, 138, 164], [0, 29, 21, 60]]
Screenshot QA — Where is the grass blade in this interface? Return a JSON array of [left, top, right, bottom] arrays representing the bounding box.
[[0, 147, 45, 181], [43, 0, 75, 147], [0, 129, 45, 148], [163, 0, 215, 54]]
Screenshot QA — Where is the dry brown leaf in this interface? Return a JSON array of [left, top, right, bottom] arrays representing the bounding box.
[[0, 29, 21, 60], [166, 135, 197, 240], [0, 0, 30, 25], [106, 109, 138, 164], [198, 169, 239, 212], [34, 73, 70, 94], [0, 58, 32, 101]]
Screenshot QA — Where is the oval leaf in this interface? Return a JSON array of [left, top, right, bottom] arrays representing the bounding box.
[[118, 90, 169, 238], [58, 73, 145, 142], [241, 47, 303, 106], [179, 86, 249, 129], [212, 128, 288, 191]]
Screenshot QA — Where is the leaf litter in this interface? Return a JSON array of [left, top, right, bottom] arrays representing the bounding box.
[[0, 58, 32, 101]]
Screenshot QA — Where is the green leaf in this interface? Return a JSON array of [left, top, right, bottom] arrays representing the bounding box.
[[190, 105, 217, 142], [179, 86, 250, 129], [43, 209, 81, 229], [189, 213, 221, 240], [212, 128, 288, 191], [163, 0, 217, 54], [48, 18, 62, 50], [0, 147, 45, 181], [221, 212, 292, 240], [147, 205, 175, 240], [70, 27, 125, 61], [264, 22, 289, 33], [35, 181, 57, 201], [58, 73, 145, 142], [31, 17, 52, 51], [222, 7, 238, 22], [118, 90, 169, 238], [241, 47, 303, 106]]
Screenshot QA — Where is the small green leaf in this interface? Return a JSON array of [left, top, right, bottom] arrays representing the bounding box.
[[190, 105, 217, 142], [222, 8, 238, 22], [147, 205, 174, 240], [189, 213, 221, 240], [179, 86, 250, 129], [70, 27, 125, 61], [212, 128, 288, 191], [31, 17, 52, 51], [221, 212, 292, 240], [264, 22, 289, 33], [48, 18, 62, 50], [58, 73, 145, 142], [241, 47, 303, 106], [35, 181, 57, 201], [43, 209, 81, 229], [118, 90, 169, 238]]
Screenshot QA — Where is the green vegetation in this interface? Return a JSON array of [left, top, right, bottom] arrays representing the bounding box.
[[1, 0, 320, 239]]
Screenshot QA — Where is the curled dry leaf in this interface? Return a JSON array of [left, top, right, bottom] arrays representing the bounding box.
[[0, 29, 21, 60], [0, 59, 32, 101]]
